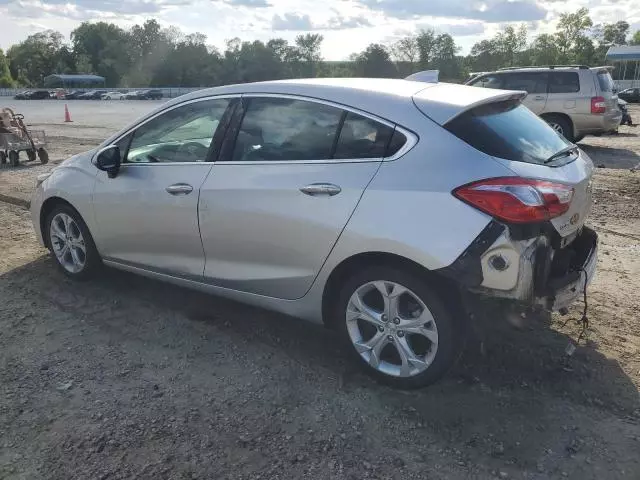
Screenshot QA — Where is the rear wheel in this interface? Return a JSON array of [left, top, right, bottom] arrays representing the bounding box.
[[27, 149, 36, 162], [544, 115, 574, 142], [334, 266, 461, 389], [0, 151, 6, 164]]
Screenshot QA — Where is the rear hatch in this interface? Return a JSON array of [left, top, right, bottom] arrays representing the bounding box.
[[426, 95, 594, 239]]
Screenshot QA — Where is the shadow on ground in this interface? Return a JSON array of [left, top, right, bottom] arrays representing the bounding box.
[[2, 256, 639, 479], [580, 142, 640, 169]]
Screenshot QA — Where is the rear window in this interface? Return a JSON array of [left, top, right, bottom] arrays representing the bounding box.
[[549, 72, 580, 93], [596, 71, 614, 92], [445, 100, 573, 165]]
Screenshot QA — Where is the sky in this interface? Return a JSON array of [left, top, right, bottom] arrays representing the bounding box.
[[0, 0, 639, 59]]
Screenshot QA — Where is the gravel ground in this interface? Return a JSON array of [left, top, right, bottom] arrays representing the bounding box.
[[0, 101, 639, 480]]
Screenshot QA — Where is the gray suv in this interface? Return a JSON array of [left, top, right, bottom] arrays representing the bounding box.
[[466, 65, 622, 142]]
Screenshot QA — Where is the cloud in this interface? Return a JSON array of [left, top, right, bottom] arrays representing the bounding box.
[[326, 15, 372, 29], [221, 0, 270, 7], [445, 22, 485, 36], [272, 13, 372, 31], [2, 0, 189, 15], [271, 13, 313, 30], [359, 0, 547, 22]]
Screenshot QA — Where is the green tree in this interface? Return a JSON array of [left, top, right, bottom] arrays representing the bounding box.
[[352, 44, 398, 77], [294, 33, 323, 76], [0, 48, 15, 87], [632, 30, 640, 45], [555, 7, 593, 62], [71, 22, 132, 86], [530, 34, 559, 66], [415, 29, 436, 69], [7, 30, 65, 86]]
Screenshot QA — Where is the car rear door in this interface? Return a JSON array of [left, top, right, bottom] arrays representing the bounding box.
[[198, 95, 393, 299], [92, 97, 233, 278], [546, 71, 581, 116], [502, 72, 549, 114]]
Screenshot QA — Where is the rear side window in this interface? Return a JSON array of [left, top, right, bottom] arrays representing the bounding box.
[[334, 113, 394, 159], [386, 129, 407, 157], [596, 71, 614, 92], [232, 97, 342, 162], [446, 100, 572, 165], [549, 72, 580, 93], [503, 72, 548, 94]]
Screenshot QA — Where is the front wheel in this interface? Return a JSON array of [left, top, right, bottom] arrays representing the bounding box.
[[334, 267, 462, 389], [45, 205, 100, 279]]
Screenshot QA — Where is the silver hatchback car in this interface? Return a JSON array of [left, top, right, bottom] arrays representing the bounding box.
[[31, 78, 598, 388]]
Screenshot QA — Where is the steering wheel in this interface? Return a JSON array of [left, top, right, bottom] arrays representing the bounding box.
[[177, 141, 209, 161]]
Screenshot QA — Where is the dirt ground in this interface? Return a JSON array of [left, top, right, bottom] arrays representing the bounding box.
[[0, 101, 639, 480]]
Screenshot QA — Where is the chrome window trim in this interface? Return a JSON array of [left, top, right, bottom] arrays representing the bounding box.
[[239, 92, 418, 163], [96, 92, 418, 167]]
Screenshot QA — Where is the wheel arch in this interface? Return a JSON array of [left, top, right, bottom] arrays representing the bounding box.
[[540, 112, 575, 137], [321, 251, 462, 329], [39, 196, 81, 249]]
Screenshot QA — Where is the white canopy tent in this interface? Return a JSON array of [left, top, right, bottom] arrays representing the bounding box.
[[605, 45, 640, 90]]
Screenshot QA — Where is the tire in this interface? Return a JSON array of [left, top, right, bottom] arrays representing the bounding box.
[[544, 115, 574, 142], [574, 134, 585, 143], [334, 266, 462, 389], [0, 151, 6, 164], [27, 149, 36, 162], [45, 204, 101, 280], [37, 148, 49, 164], [8, 150, 19, 167]]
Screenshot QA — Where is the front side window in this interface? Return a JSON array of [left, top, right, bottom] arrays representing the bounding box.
[[231, 97, 342, 162], [126, 98, 230, 163], [548, 72, 580, 94], [503, 72, 548, 94], [334, 113, 394, 159]]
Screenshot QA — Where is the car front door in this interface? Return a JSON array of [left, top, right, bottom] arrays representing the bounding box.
[[502, 72, 549, 114], [92, 97, 232, 278], [198, 95, 402, 299]]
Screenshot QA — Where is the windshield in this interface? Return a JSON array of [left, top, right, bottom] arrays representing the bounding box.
[[596, 71, 614, 92], [445, 100, 573, 165]]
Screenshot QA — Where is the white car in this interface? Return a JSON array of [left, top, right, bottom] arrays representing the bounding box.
[[31, 78, 598, 388], [102, 92, 126, 100]]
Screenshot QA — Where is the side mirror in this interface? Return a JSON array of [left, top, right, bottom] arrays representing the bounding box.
[[95, 145, 121, 178]]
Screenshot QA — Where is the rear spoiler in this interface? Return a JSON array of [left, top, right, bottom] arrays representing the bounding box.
[[405, 70, 439, 83], [413, 84, 527, 125]]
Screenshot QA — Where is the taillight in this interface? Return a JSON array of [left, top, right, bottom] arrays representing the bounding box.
[[591, 96, 606, 114], [453, 177, 574, 224]]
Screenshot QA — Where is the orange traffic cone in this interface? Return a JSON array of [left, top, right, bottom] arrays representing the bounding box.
[[64, 104, 72, 123]]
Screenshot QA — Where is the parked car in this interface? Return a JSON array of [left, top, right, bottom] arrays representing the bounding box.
[[618, 87, 640, 103], [125, 89, 164, 100], [64, 90, 84, 100], [466, 65, 621, 142], [102, 91, 126, 100], [31, 78, 598, 388], [140, 89, 163, 100], [13, 91, 30, 100], [23, 90, 51, 100], [78, 90, 108, 100]]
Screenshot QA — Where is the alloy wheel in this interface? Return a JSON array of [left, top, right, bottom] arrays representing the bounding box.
[[49, 212, 87, 273], [549, 122, 564, 136], [345, 280, 439, 378]]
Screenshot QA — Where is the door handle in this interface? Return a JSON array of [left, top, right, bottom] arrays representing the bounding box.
[[534, 95, 545, 100], [300, 183, 342, 196], [166, 183, 193, 195]]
